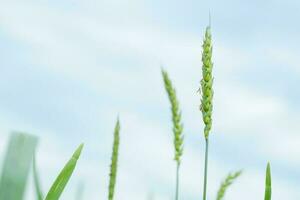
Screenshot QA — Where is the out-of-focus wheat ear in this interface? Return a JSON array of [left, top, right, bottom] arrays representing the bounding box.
[[216, 170, 242, 200], [161, 69, 184, 200], [108, 118, 120, 200], [161, 69, 184, 165], [264, 163, 272, 200]]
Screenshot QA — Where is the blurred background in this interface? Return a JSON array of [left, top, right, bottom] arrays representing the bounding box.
[[1, 0, 300, 199]]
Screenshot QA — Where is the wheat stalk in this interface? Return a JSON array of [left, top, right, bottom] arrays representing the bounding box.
[[216, 170, 242, 200], [200, 24, 214, 200], [162, 69, 184, 200], [108, 118, 120, 200]]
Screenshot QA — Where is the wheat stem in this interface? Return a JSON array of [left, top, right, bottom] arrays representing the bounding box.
[[175, 163, 180, 200], [202, 138, 209, 200]]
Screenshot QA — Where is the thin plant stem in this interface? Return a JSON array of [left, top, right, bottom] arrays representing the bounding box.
[[175, 163, 180, 200], [202, 138, 209, 200]]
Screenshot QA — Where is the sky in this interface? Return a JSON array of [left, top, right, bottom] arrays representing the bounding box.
[[1, 0, 300, 199]]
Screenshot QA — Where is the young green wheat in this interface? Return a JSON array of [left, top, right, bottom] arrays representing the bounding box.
[[162, 69, 184, 200], [108, 118, 120, 200], [216, 170, 242, 200], [200, 25, 214, 200], [200, 26, 214, 139]]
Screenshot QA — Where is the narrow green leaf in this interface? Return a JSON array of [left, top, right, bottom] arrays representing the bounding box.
[[45, 143, 84, 200], [33, 154, 43, 200], [108, 119, 120, 200], [0, 132, 38, 200], [216, 170, 242, 200], [264, 163, 272, 200]]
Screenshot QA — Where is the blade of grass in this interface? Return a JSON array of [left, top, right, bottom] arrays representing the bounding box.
[[264, 163, 272, 200], [108, 118, 120, 200], [33, 154, 43, 200], [216, 170, 242, 200], [45, 143, 84, 200], [0, 132, 38, 200], [162, 69, 184, 200]]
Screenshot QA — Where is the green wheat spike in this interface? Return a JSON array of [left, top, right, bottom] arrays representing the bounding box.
[[161, 69, 184, 164], [200, 26, 214, 139], [216, 170, 242, 200], [162, 69, 184, 200], [264, 163, 272, 200], [108, 118, 120, 200], [201, 24, 214, 200]]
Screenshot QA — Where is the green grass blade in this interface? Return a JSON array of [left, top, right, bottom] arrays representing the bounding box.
[[216, 170, 242, 200], [264, 163, 272, 200], [0, 132, 38, 200], [45, 143, 84, 200], [108, 119, 120, 200], [33, 154, 43, 200]]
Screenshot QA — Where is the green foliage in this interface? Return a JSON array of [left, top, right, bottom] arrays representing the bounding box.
[[45, 143, 84, 200], [0, 24, 277, 200], [162, 69, 184, 164], [108, 119, 120, 200], [216, 170, 242, 200], [264, 163, 272, 200], [33, 154, 43, 200], [200, 25, 214, 139], [0, 132, 38, 200]]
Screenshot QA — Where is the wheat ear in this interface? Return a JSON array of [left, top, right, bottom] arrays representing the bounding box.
[[162, 69, 184, 200], [216, 170, 242, 200], [108, 118, 120, 200], [200, 25, 214, 200]]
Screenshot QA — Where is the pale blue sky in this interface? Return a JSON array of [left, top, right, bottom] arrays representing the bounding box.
[[0, 0, 300, 199]]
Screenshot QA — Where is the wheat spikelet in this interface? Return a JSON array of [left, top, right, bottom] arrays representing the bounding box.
[[108, 118, 120, 200], [200, 26, 214, 139], [162, 69, 184, 164], [216, 170, 242, 200]]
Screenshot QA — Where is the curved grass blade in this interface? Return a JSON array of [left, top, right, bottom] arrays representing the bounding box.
[[216, 170, 242, 200], [264, 163, 272, 200], [45, 143, 84, 200], [0, 132, 38, 200], [108, 119, 120, 200], [33, 154, 43, 200]]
